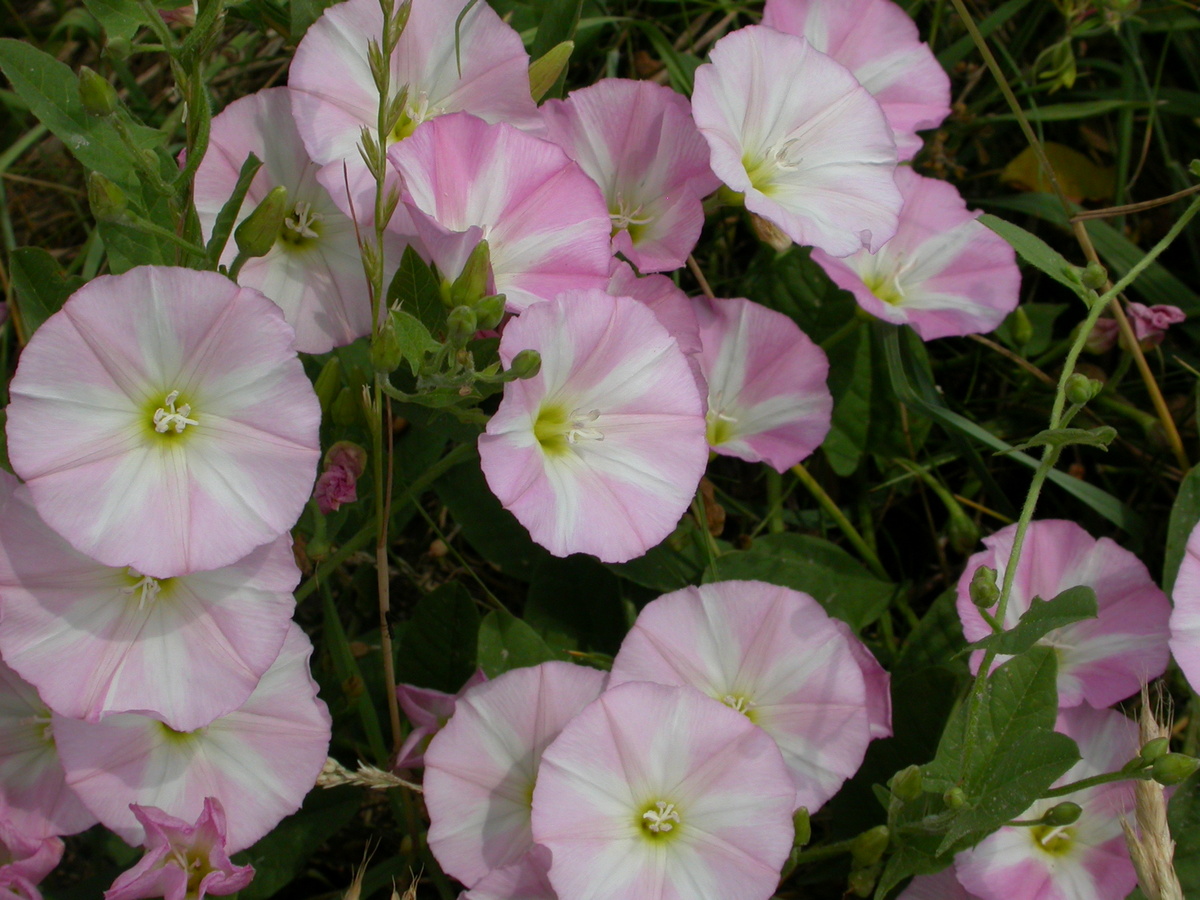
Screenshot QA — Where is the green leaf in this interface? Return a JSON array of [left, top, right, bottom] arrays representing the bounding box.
[[478, 608, 559, 677], [897, 588, 969, 673], [626, 21, 701, 94], [1006, 425, 1117, 453], [979, 214, 1083, 294], [984, 98, 1159, 123], [0, 410, 11, 474], [526, 555, 627, 655], [967, 586, 1098, 656], [1164, 464, 1200, 595], [81, 0, 151, 41], [394, 582, 480, 693], [707, 533, 894, 631], [204, 152, 262, 267], [1167, 772, 1200, 894], [388, 245, 447, 336], [530, 0, 581, 97], [824, 325, 870, 476], [289, 0, 339, 40], [937, 0, 1035, 67], [391, 309, 442, 376], [607, 517, 709, 593], [8, 246, 85, 339]]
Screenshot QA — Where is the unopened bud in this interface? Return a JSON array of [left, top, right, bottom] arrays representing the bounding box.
[[447, 305, 477, 347], [946, 503, 980, 557], [1009, 305, 1034, 349], [1151, 753, 1200, 786], [850, 825, 889, 867], [451, 241, 491, 308], [234, 185, 288, 259], [86, 171, 127, 221], [475, 294, 506, 332], [371, 314, 403, 373], [332, 387, 360, 427], [847, 868, 877, 898], [1139, 737, 1170, 764], [969, 566, 999, 609], [1041, 801, 1082, 826], [750, 213, 792, 253], [1065, 372, 1103, 405], [890, 765, 923, 802], [1081, 260, 1108, 291], [78, 66, 118, 116], [314, 357, 343, 418], [792, 807, 811, 847], [944, 787, 968, 809], [508, 349, 541, 380], [104, 36, 131, 61], [528, 40, 573, 101]]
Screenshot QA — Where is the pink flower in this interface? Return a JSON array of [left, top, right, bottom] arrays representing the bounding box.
[[478, 291, 709, 563], [313, 441, 368, 515], [694, 296, 832, 471], [0, 469, 299, 732], [609, 580, 882, 812], [897, 868, 979, 900], [762, 0, 951, 160], [531, 681, 795, 900], [812, 167, 1021, 340], [1169, 519, 1200, 689], [290, 0, 540, 222], [105, 798, 254, 900], [388, 114, 613, 314], [5, 266, 320, 578], [195, 87, 403, 354], [53, 624, 331, 854], [459, 846, 555, 900], [394, 668, 487, 769], [0, 815, 63, 900], [957, 520, 1171, 709], [954, 705, 1140, 900], [1090, 303, 1187, 353], [423, 661, 606, 886], [691, 25, 901, 257], [540, 79, 720, 272]]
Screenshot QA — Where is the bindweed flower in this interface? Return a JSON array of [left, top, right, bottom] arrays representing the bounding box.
[[0, 660, 96, 839], [394, 669, 487, 769], [0, 470, 299, 733], [290, 0, 541, 222], [609, 580, 883, 811], [531, 681, 795, 900], [693, 296, 832, 472], [1087, 303, 1186, 354], [313, 441, 368, 515], [0, 816, 62, 900], [459, 846, 555, 900], [956, 520, 1171, 708], [195, 87, 403, 354], [1169, 519, 1200, 690], [423, 662, 606, 886], [692, 25, 901, 257], [53, 624, 331, 853], [478, 291, 709, 563], [762, 0, 951, 160], [811, 168, 1021, 340], [105, 798, 254, 900], [388, 114, 613, 313], [5, 266, 321, 579], [896, 868, 979, 899], [540, 79, 720, 272], [955, 705, 1140, 900]]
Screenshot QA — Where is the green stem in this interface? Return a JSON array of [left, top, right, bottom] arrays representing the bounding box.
[[791, 463, 889, 581], [1096, 194, 1200, 305], [1042, 767, 1148, 799], [319, 580, 389, 765], [788, 837, 857, 867]]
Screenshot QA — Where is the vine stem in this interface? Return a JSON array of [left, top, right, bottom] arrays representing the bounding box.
[[791, 463, 890, 582]]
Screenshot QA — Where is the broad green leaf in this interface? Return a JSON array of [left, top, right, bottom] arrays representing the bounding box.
[[1006, 425, 1117, 453], [824, 325, 870, 476], [393, 582, 480, 693], [742, 244, 859, 343], [979, 214, 1082, 293], [529, 40, 574, 101], [1164, 464, 1200, 594], [290, 0, 339, 40], [968, 586, 1098, 656], [204, 152, 262, 266], [526, 555, 626, 655], [607, 517, 709, 593], [391, 309, 442, 376], [8, 246, 85, 339], [530, 0, 580, 98], [1167, 772, 1200, 894], [897, 588, 969, 674], [388, 246, 446, 336], [984, 98, 1158, 123], [478, 608, 559, 677], [707, 533, 895, 631], [81, 0, 151, 41]]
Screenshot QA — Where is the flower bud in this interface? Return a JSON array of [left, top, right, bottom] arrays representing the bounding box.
[[750, 213, 792, 253], [86, 171, 127, 221], [890, 764, 923, 802], [792, 807, 811, 847], [1139, 737, 1170, 764], [104, 36, 132, 61], [1151, 753, 1200, 786], [450, 240, 492, 308], [528, 40, 574, 101], [946, 503, 980, 557], [969, 566, 1000, 609], [1065, 372, 1103, 405], [475, 294, 506, 332], [1081, 260, 1108, 291], [314, 357, 343, 418], [78, 66, 118, 116], [847, 868, 876, 898], [234, 185, 288, 260], [1041, 801, 1082, 826], [371, 314, 403, 373], [944, 787, 968, 809], [850, 825, 889, 867], [1009, 305, 1034, 349], [447, 305, 478, 347], [508, 349, 542, 380]]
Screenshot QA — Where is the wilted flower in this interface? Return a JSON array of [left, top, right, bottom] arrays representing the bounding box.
[[314, 441, 368, 515], [1087, 303, 1186, 353]]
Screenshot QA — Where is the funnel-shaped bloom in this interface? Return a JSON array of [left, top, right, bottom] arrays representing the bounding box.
[[694, 296, 831, 471], [423, 662, 606, 886], [0, 470, 298, 732], [610, 580, 880, 811], [196, 87, 402, 353], [692, 25, 900, 257], [460, 847, 555, 900], [53, 624, 331, 853], [955, 705, 1139, 900], [5, 266, 320, 578], [957, 520, 1171, 708], [1169, 520, 1200, 689], [897, 869, 978, 900], [0, 660, 95, 839], [0, 818, 62, 900], [105, 798, 254, 900], [389, 114, 613, 313], [478, 291, 709, 563], [290, 0, 540, 221], [812, 168, 1020, 340], [762, 0, 951, 160], [532, 681, 795, 900], [541, 79, 720, 272]]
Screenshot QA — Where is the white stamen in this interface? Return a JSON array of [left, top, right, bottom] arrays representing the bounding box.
[[1037, 823, 1072, 848], [123, 571, 162, 609], [707, 391, 738, 424], [610, 193, 654, 231], [722, 694, 756, 714], [284, 201, 323, 240], [643, 800, 681, 833], [153, 390, 198, 434], [566, 409, 604, 444]]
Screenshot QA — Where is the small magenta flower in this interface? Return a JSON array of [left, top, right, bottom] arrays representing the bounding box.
[[531, 681, 795, 900], [105, 798, 254, 900], [478, 291, 709, 563], [5, 266, 320, 578], [1088, 303, 1186, 353], [313, 441, 368, 515], [394, 668, 487, 769]]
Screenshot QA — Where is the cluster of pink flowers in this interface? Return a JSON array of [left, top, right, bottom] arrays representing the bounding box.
[[407, 580, 890, 900]]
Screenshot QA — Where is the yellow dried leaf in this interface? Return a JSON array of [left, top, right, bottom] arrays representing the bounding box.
[[1000, 142, 1116, 202]]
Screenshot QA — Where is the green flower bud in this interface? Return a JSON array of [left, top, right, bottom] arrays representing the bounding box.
[[847, 868, 877, 898], [1152, 753, 1200, 786], [850, 825, 889, 867], [508, 348, 541, 380], [86, 171, 127, 221], [475, 294, 506, 332], [1009, 306, 1034, 349], [78, 66, 118, 116], [946, 503, 980, 557], [890, 765, 924, 802], [1081, 260, 1108, 291], [451, 240, 491, 308], [313, 357, 343, 419], [1041, 801, 1082, 826], [371, 314, 403, 373], [104, 36, 132, 61], [447, 305, 478, 347], [234, 185, 288, 260], [1065, 372, 1103, 406], [944, 787, 968, 809], [792, 807, 811, 847], [969, 566, 1000, 609], [1139, 737, 1170, 764], [528, 40, 574, 101]]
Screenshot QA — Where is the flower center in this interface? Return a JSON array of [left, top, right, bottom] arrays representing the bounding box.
[[534, 405, 605, 456], [610, 193, 654, 236], [642, 800, 681, 835], [705, 394, 739, 447], [123, 570, 162, 610], [744, 139, 804, 196], [153, 390, 198, 434], [861, 253, 916, 307], [389, 89, 446, 143], [721, 693, 757, 716], [1030, 823, 1076, 856], [279, 200, 324, 249]]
